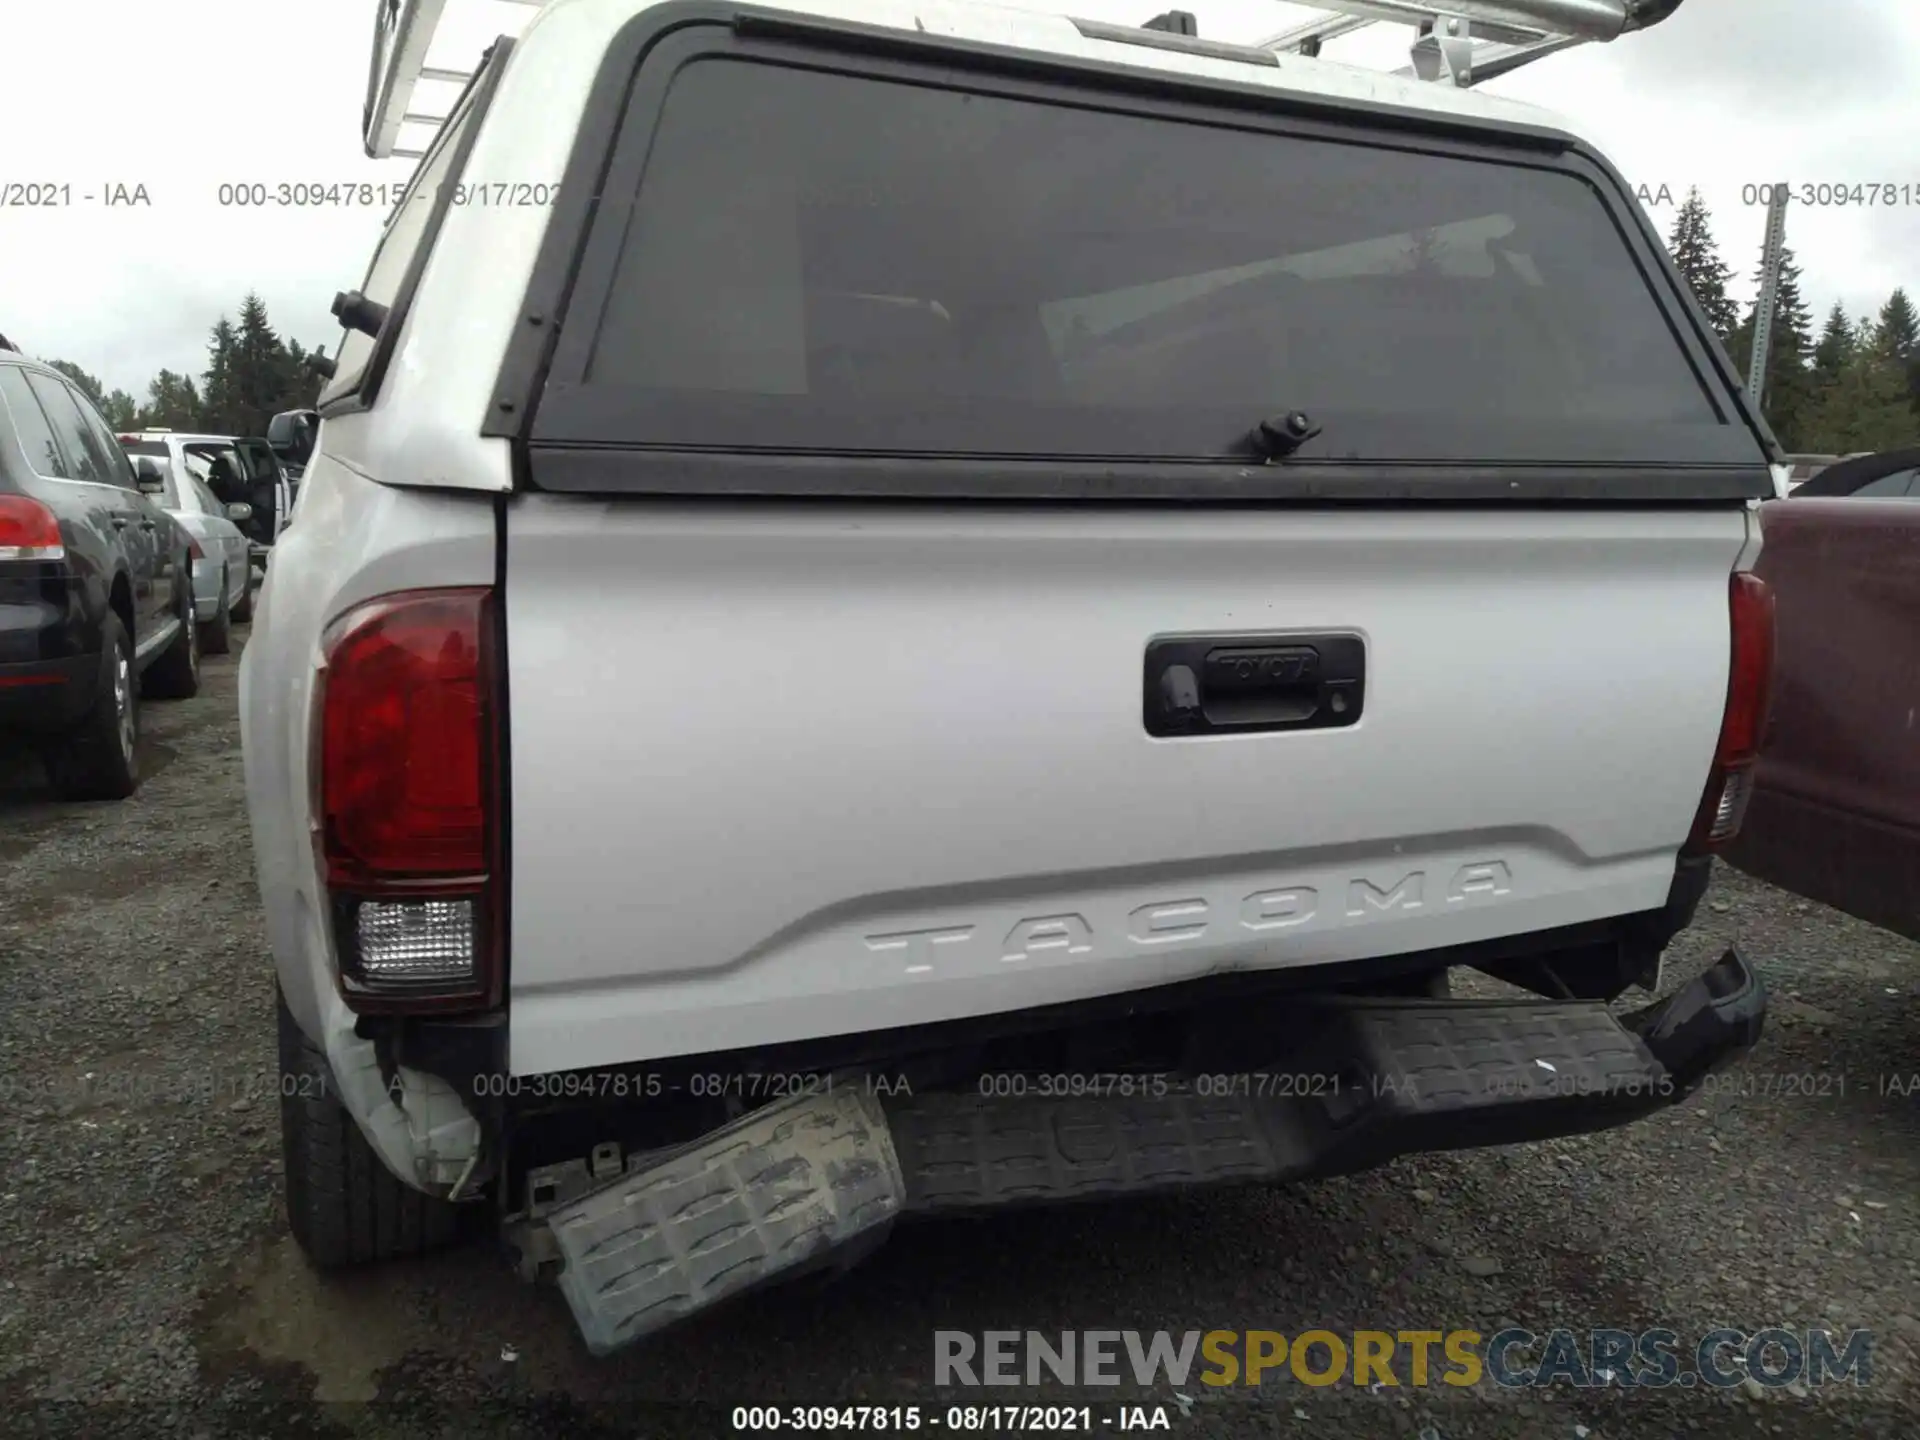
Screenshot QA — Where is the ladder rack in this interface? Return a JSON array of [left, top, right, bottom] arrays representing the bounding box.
[[365, 0, 542, 160], [1257, 0, 1683, 86], [362, 0, 1686, 158]]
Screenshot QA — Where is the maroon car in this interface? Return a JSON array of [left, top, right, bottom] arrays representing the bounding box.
[[1724, 447, 1920, 940]]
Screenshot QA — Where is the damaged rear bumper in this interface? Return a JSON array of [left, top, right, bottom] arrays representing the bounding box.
[[545, 948, 1765, 1355]]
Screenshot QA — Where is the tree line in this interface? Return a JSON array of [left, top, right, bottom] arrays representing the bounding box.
[[34, 204, 1920, 456], [1664, 186, 1919, 454], [44, 292, 325, 438]]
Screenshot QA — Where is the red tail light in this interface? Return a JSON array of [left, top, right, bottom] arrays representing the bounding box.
[[318, 587, 499, 1012], [0, 495, 65, 561], [1685, 572, 1775, 853], [187, 537, 204, 561]]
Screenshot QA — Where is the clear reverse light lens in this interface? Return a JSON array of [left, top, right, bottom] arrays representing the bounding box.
[[353, 898, 476, 981]]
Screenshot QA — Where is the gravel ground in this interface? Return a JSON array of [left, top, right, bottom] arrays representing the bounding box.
[[3, 629, 1919, 1439]]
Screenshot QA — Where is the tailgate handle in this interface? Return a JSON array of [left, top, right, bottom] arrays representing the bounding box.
[[1201, 646, 1322, 724], [1145, 634, 1365, 737]]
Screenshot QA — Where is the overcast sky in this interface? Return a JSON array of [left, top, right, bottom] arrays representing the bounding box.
[[3, 0, 1915, 398]]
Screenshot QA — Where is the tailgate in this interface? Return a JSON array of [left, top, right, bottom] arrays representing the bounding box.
[[502, 498, 1748, 1074]]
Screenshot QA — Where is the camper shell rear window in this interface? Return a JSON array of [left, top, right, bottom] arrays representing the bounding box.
[[502, 17, 1775, 498]]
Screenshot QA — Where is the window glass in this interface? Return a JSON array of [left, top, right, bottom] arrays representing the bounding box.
[[574, 60, 1724, 463], [185, 443, 246, 503], [1853, 469, 1920, 498], [257, 444, 282, 484], [74, 397, 139, 489], [185, 471, 224, 515], [25, 374, 115, 486], [0, 366, 70, 477]]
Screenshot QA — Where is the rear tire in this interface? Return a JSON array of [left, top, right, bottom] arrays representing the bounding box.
[[202, 575, 232, 656], [276, 987, 462, 1269], [43, 614, 139, 801], [141, 594, 200, 699]]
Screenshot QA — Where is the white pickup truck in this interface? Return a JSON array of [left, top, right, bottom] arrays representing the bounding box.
[[242, 0, 1775, 1356]]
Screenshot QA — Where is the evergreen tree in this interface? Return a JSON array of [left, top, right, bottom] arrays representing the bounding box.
[[232, 292, 291, 434], [1804, 303, 1856, 447], [139, 370, 204, 431], [175, 296, 323, 433], [1879, 288, 1919, 362], [284, 335, 310, 399], [1878, 287, 1920, 417], [1730, 246, 1816, 450], [202, 317, 243, 433], [1801, 328, 1920, 454], [1810, 304, 1855, 390], [102, 391, 140, 431], [1664, 188, 1740, 342], [274, 332, 321, 413]]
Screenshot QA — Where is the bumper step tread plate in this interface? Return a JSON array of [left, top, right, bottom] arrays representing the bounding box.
[[888, 1085, 1293, 1211], [549, 1084, 904, 1355], [885, 1001, 1663, 1211], [546, 948, 1762, 1352], [885, 947, 1764, 1210]]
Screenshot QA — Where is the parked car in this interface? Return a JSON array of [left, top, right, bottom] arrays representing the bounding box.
[[118, 430, 292, 570], [1721, 447, 1920, 941], [243, 0, 1772, 1356], [1781, 445, 1920, 500], [1775, 453, 1849, 494], [0, 353, 200, 799], [116, 443, 255, 653]]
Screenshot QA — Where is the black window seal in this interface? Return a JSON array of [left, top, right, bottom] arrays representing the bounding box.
[[481, 2, 1773, 499], [527, 450, 1770, 505], [316, 36, 516, 421], [529, 391, 1768, 465]]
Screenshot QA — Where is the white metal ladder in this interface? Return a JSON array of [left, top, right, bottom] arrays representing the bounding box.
[[363, 0, 1685, 159], [1255, 0, 1682, 86], [365, 0, 542, 160]]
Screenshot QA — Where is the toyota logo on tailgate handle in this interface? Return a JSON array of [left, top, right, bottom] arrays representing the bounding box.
[[1144, 634, 1365, 737]]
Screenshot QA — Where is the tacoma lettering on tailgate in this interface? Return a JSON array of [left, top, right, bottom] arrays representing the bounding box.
[[863, 862, 1514, 979]]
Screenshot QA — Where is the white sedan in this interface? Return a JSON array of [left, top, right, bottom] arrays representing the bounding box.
[[122, 450, 254, 653]]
